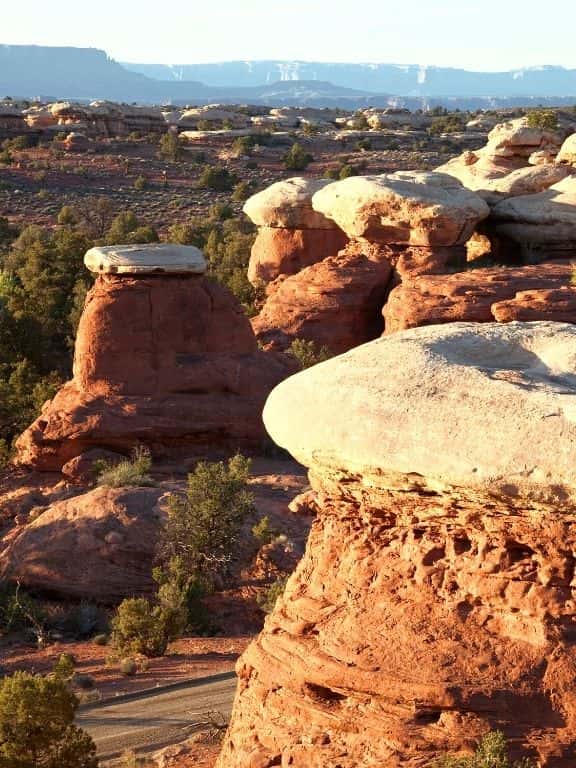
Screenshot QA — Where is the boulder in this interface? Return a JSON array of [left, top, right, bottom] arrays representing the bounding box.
[[244, 178, 341, 231], [557, 134, 576, 166], [383, 260, 575, 333], [252, 243, 392, 354], [0, 486, 166, 602], [311, 172, 489, 246], [218, 322, 576, 767], [15, 245, 295, 471], [491, 175, 576, 252]]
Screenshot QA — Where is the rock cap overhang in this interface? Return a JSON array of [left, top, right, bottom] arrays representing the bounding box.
[[84, 243, 206, 275], [263, 320, 576, 502]]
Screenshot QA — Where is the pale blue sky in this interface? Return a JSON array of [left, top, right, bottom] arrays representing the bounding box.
[[4, 0, 576, 71]]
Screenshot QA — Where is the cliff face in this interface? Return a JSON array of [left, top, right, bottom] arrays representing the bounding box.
[[218, 322, 576, 768]]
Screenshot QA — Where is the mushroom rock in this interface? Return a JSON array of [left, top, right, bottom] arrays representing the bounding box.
[[490, 175, 576, 258], [383, 260, 576, 333], [244, 178, 348, 287], [311, 171, 490, 247], [218, 321, 576, 768], [15, 244, 295, 471], [251, 242, 392, 354]]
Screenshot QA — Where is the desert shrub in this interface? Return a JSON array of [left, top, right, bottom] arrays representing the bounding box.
[[288, 338, 332, 369], [430, 730, 535, 768], [231, 181, 252, 201], [51, 653, 75, 683], [133, 175, 147, 190], [526, 109, 559, 131], [0, 670, 98, 768], [161, 454, 255, 584], [209, 202, 234, 221], [104, 211, 159, 245], [0, 149, 13, 165], [93, 633, 108, 646], [153, 556, 212, 636], [0, 217, 19, 252], [96, 446, 155, 488], [110, 598, 169, 658], [257, 577, 288, 614], [158, 131, 182, 161], [252, 516, 279, 545], [0, 582, 48, 645], [356, 138, 372, 151], [428, 114, 465, 135], [232, 136, 255, 157], [283, 142, 313, 171], [198, 165, 237, 191]]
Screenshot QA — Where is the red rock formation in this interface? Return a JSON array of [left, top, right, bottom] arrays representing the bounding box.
[[0, 486, 166, 602], [218, 322, 576, 768], [252, 243, 392, 354], [16, 264, 295, 471], [248, 227, 348, 287], [383, 260, 575, 333]]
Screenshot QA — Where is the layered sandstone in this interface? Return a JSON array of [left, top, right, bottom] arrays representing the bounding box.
[[244, 178, 348, 287], [218, 322, 576, 768], [15, 245, 294, 471]]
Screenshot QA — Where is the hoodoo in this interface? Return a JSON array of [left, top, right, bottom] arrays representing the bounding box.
[[15, 244, 294, 470], [219, 321, 576, 767]]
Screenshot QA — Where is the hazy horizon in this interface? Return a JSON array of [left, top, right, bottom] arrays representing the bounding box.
[[4, 0, 576, 73]]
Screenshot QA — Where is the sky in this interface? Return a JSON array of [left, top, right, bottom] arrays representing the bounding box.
[[3, 0, 576, 72]]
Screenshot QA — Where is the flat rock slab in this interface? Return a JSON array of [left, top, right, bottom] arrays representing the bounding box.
[[84, 244, 206, 275], [263, 321, 576, 501]]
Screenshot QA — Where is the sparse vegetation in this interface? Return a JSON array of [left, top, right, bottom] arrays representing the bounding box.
[[96, 446, 155, 488], [252, 515, 279, 545], [430, 731, 536, 768], [283, 142, 314, 171], [526, 109, 559, 131], [288, 338, 332, 369]]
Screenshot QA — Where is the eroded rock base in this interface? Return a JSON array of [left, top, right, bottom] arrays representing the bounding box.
[[218, 470, 576, 767]]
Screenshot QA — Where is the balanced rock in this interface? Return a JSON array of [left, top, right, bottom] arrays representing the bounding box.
[[219, 322, 576, 767], [252, 242, 392, 354], [15, 244, 294, 471], [311, 171, 489, 246], [0, 486, 166, 602], [557, 134, 576, 166], [244, 178, 347, 286]]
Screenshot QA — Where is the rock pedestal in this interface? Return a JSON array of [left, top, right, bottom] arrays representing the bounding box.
[[218, 322, 576, 768], [243, 177, 348, 287], [15, 244, 294, 471]]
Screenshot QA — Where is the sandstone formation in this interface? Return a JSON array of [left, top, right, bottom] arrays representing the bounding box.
[[311, 171, 490, 246], [252, 243, 392, 354], [243, 178, 348, 287], [15, 244, 295, 471], [383, 260, 576, 332], [557, 134, 576, 166], [219, 321, 576, 768], [436, 118, 573, 203], [0, 486, 166, 602]]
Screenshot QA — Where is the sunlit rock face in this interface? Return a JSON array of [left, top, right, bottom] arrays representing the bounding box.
[[218, 322, 576, 768], [15, 244, 295, 471]]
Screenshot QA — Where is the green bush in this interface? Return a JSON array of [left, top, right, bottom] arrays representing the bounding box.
[[430, 731, 536, 768], [161, 454, 255, 584], [51, 653, 75, 683], [231, 181, 252, 202], [257, 577, 288, 614], [133, 175, 147, 191], [158, 132, 182, 162], [96, 446, 156, 488], [198, 165, 237, 191], [283, 143, 313, 171], [0, 670, 98, 768], [110, 598, 169, 658], [232, 136, 255, 157], [252, 516, 279, 545], [526, 109, 559, 131], [288, 338, 332, 369]]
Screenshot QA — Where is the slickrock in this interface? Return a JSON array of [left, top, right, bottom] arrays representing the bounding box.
[[0, 486, 166, 602], [244, 178, 347, 286], [15, 245, 294, 471], [311, 171, 489, 246], [218, 322, 576, 768], [491, 176, 576, 256], [436, 118, 571, 204], [383, 260, 575, 333], [252, 242, 392, 354]]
